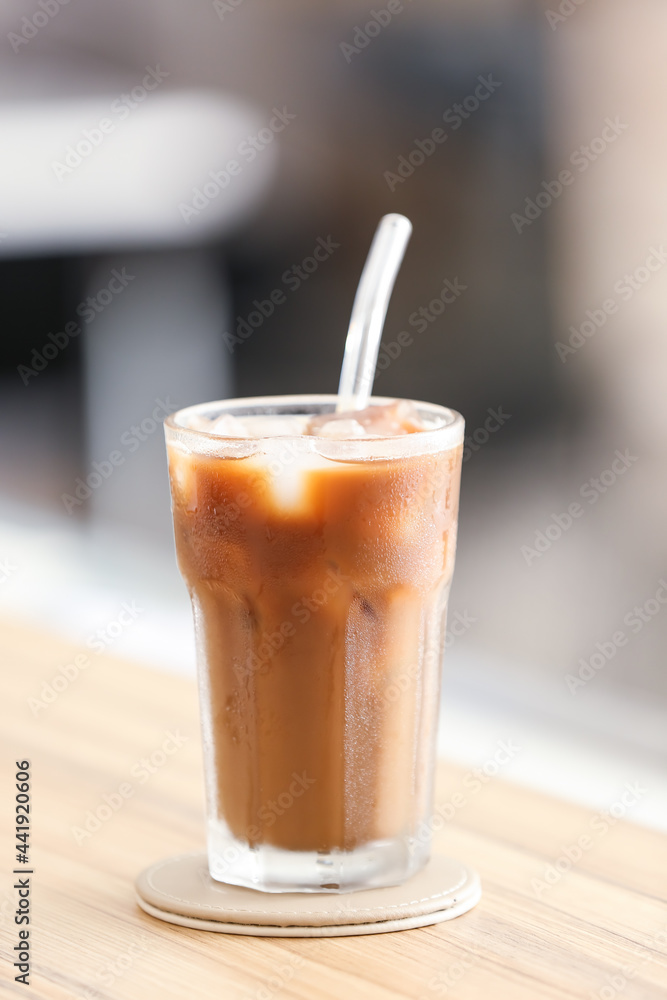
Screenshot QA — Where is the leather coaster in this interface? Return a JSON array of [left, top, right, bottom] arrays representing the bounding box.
[[136, 852, 481, 937]]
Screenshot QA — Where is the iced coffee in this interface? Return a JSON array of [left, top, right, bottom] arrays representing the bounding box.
[[165, 395, 463, 892]]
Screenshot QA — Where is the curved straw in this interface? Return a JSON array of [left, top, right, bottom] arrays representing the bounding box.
[[337, 214, 413, 412]]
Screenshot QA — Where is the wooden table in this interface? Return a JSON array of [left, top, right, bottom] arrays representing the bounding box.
[[1, 619, 665, 999]]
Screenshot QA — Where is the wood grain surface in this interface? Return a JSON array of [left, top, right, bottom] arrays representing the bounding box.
[[0, 618, 665, 999]]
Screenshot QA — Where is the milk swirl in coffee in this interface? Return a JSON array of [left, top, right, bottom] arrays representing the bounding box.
[[166, 397, 463, 890]]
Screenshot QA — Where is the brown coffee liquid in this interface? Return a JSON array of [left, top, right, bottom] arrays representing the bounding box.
[[169, 441, 462, 854]]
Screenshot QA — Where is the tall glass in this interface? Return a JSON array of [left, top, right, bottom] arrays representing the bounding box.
[[165, 395, 464, 892]]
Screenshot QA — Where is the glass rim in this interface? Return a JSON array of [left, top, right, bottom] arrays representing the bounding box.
[[164, 394, 464, 460]]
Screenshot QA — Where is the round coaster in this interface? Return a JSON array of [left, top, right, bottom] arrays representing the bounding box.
[[136, 852, 481, 937]]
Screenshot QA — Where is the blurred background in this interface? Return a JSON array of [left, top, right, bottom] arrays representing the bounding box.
[[1, 0, 665, 826]]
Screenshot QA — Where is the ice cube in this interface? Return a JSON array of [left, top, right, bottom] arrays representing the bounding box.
[[316, 419, 368, 439], [188, 414, 214, 431], [390, 400, 425, 432], [241, 415, 310, 437], [208, 413, 249, 437], [355, 400, 425, 435], [307, 400, 426, 437], [244, 450, 328, 511]]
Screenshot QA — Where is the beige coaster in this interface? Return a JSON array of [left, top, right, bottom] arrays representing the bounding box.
[[136, 852, 481, 937]]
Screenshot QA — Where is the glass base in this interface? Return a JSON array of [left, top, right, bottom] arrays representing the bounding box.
[[207, 820, 430, 893]]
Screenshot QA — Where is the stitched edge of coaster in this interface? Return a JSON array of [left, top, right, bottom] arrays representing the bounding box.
[[141, 852, 473, 922], [136, 880, 482, 936]]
